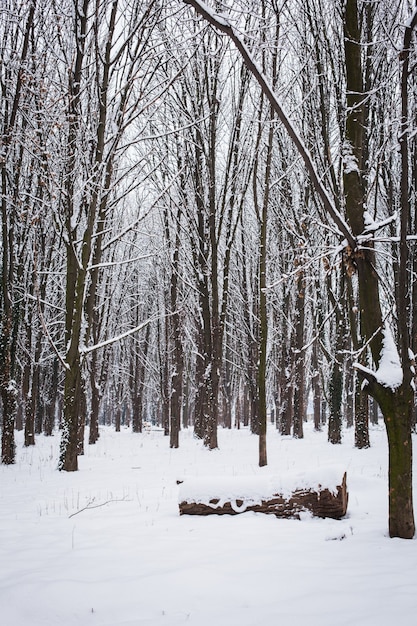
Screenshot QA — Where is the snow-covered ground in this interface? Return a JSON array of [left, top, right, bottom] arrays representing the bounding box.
[[1, 421, 416, 626]]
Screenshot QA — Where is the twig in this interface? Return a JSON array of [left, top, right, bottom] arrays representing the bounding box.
[[68, 496, 131, 518]]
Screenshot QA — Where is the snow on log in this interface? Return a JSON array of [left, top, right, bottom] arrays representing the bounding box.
[[178, 470, 348, 520]]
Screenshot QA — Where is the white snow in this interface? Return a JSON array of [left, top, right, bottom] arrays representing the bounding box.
[[342, 140, 360, 175], [178, 466, 345, 511], [187, 0, 231, 28], [354, 325, 404, 390], [363, 210, 375, 229], [1, 423, 417, 626], [375, 325, 403, 389], [405, 9, 417, 29]]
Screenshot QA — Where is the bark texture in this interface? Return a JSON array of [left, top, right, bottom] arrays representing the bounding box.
[[179, 473, 348, 520]]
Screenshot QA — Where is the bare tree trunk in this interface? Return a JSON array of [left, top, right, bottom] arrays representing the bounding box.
[[354, 375, 370, 449], [1, 1, 35, 464], [88, 351, 100, 445], [344, 366, 354, 429], [293, 269, 306, 439], [343, 0, 415, 537], [58, 0, 90, 472], [0, 312, 17, 464]]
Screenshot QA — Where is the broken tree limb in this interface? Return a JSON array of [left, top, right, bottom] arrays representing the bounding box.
[[178, 472, 348, 520]]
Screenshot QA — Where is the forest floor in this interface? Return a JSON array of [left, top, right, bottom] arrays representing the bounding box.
[[1, 420, 417, 625]]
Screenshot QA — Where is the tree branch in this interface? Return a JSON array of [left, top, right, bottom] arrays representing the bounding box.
[[68, 496, 131, 518], [182, 0, 356, 249]]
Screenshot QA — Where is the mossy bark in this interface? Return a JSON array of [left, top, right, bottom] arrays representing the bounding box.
[[372, 382, 415, 538], [343, 0, 414, 537]]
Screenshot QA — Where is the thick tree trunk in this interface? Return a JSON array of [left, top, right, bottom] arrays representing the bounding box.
[[328, 361, 342, 445], [343, 0, 415, 538], [132, 390, 144, 434], [59, 359, 81, 472], [77, 379, 87, 455], [0, 333, 17, 464], [59, 0, 89, 472], [373, 383, 414, 539], [1, 392, 16, 464]]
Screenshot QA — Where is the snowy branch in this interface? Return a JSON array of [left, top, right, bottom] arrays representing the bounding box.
[[102, 165, 187, 252], [35, 279, 69, 372], [355, 213, 398, 245], [87, 252, 156, 271], [353, 325, 404, 391], [79, 316, 158, 356], [79, 308, 181, 357], [182, 0, 356, 249], [68, 496, 131, 518]]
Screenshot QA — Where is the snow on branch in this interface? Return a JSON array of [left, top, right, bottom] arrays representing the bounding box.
[[356, 212, 398, 245], [79, 309, 181, 357], [354, 324, 403, 391], [362, 212, 397, 234], [404, 9, 417, 32], [80, 316, 157, 356], [87, 252, 155, 271], [182, 0, 356, 250]]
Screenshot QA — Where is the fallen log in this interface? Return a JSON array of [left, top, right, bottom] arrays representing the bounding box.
[[178, 471, 348, 520]]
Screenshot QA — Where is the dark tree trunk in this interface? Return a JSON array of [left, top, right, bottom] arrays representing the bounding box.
[[280, 381, 293, 437], [1, 305, 17, 463], [328, 315, 344, 445], [24, 392, 36, 447], [311, 342, 322, 431], [293, 269, 306, 439], [343, 0, 415, 537], [77, 378, 87, 455], [345, 366, 354, 429], [328, 359, 343, 445], [59, 357, 81, 472], [1, 386, 17, 465], [371, 382, 415, 538], [44, 357, 59, 436], [89, 365, 100, 444], [169, 222, 183, 449], [354, 375, 370, 449], [370, 398, 379, 425]]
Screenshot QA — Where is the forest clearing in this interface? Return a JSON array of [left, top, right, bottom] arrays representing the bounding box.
[[1, 422, 417, 626]]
